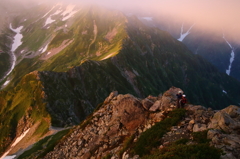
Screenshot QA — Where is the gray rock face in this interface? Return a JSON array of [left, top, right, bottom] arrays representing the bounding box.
[[42, 88, 240, 159], [111, 94, 146, 133], [43, 88, 180, 159], [208, 105, 240, 133], [207, 105, 240, 159], [161, 104, 240, 159]]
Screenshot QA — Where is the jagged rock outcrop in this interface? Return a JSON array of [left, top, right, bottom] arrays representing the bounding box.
[[161, 104, 240, 159], [41, 87, 240, 159], [207, 105, 240, 159], [43, 87, 181, 159]]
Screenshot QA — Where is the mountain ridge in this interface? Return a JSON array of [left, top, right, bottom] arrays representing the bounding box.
[[15, 87, 240, 159], [0, 2, 240, 158], [140, 16, 240, 81]]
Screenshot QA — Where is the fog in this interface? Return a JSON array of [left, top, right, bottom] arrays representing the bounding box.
[[10, 0, 240, 44], [69, 0, 240, 44]]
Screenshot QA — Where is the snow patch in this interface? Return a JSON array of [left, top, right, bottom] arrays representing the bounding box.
[[41, 42, 50, 53], [3, 80, 10, 86], [12, 129, 30, 147], [0, 129, 30, 159], [2, 156, 16, 159], [43, 5, 63, 27], [178, 23, 195, 42], [62, 4, 78, 21], [1, 24, 23, 82], [101, 52, 116, 61], [61, 4, 75, 16], [44, 17, 56, 27], [226, 50, 235, 75], [10, 24, 23, 52], [223, 34, 235, 75]]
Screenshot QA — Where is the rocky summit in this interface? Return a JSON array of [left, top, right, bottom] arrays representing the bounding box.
[[19, 87, 239, 159]]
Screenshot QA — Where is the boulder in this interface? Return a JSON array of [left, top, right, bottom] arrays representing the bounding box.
[[159, 96, 172, 111], [207, 129, 221, 139], [163, 86, 183, 101], [222, 105, 240, 118], [159, 87, 185, 110], [111, 94, 146, 133], [208, 105, 240, 133], [149, 100, 161, 111], [141, 98, 154, 110]]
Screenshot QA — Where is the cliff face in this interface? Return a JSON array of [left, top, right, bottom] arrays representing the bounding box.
[[19, 87, 239, 159]]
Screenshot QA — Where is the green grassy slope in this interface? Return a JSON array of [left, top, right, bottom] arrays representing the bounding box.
[[2, 5, 127, 90], [38, 6, 127, 72], [0, 72, 51, 155]]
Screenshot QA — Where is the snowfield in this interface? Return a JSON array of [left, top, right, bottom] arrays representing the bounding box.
[[223, 34, 235, 75]]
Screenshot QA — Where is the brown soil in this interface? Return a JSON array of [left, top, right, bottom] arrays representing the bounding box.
[[105, 27, 118, 42], [41, 39, 73, 60]]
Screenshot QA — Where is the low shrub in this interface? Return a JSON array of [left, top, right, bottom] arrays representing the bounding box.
[[143, 143, 222, 159], [133, 108, 186, 156]]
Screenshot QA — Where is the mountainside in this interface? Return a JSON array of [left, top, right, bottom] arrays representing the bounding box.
[[0, 72, 52, 157], [16, 87, 240, 159], [0, 2, 239, 108], [139, 16, 240, 81], [0, 1, 240, 158], [0, 3, 127, 87]]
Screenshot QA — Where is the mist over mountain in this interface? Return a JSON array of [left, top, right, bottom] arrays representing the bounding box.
[[0, 1, 240, 158], [137, 15, 240, 81]]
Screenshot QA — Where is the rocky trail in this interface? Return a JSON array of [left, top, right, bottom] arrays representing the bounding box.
[[41, 87, 240, 159]]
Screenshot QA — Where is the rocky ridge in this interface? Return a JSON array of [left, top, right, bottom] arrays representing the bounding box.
[[41, 87, 240, 159]]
